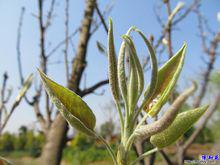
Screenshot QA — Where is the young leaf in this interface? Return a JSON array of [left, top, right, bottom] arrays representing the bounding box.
[[118, 41, 127, 105], [150, 105, 208, 148], [145, 43, 187, 116], [122, 35, 140, 113], [108, 18, 120, 102], [117, 27, 136, 108], [123, 35, 144, 98], [38, 69, 96, 137], [135, 29, 158, 103], [96, 41, 107, 56]]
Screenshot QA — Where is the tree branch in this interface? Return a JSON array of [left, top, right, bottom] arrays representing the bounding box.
[[95, 2, 108, 34], [80, 79, 109, 97]]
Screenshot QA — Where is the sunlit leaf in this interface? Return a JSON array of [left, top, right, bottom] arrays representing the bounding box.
[[150, 105, 208, 148], [145, 43, 187, 116], [38, 69, 96, 137]]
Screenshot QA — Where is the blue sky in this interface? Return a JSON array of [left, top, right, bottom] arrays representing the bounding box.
[[0, 0, 219, 133]]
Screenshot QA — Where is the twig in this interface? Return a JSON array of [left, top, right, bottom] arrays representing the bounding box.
[[0, 74, 33, 134], [64, 0, 70, 82], [17, 7, 25, 84], [47, 28, 79, 57], [131, 148, 158, 165], [95, 2, 108, 34], [45, 0, 56, 29], [80, 79, 109, 97]]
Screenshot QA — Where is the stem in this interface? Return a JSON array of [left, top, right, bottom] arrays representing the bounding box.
[[125, 133, 136, 151], [116, 101, 124, 138], [97, 134, 117, 165], [130, 148, 158, 165], [136, 112, 150, 129]]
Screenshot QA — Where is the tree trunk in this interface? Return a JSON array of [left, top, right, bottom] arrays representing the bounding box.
[[40, 0, 96, 164], [40, 115, 68, 165]]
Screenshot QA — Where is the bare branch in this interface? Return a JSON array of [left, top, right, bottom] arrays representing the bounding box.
[[95, 2, 108, 34], [154, 1, 184, 50], [80, 79, 109, 97], [194, 7, 209, 53], [173, 0, 201, 25], [193, 31, 220, 107], [17, 7, 25, 84], [47, 28, 79, 57], [64, 0, 70, 82], [0, 75, 33, 134], [45, 0, 56, 29]]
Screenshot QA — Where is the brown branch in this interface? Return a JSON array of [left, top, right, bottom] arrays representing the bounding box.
[[64, 0, 70, 82], [154, 1, 184, 50], [0, 72, 9, 130], [68, 0, 97, 91], [38, 0, 47, 73], [173, 0, 201, 25], [80, 79, 109, 97], [1, 72, 9, 104], [159, 150, 173, 165], [95, 2, 108, 34], [17, 7, 25, 84], [195, 7, 209, 53], [47, 28, 79, 57], [165, 0, 173, 58], [33, 95, 47, 133], [0, 75, 33, 134], [193, 31, 220, 108], [45, 0, 56, 29], [38, 0, 50, 128], [90, 1, 113, 36]]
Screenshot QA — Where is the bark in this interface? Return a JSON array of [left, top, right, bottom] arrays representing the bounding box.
[[176, 146, 184, 165], [159, 150, 173, 165], [133, 140, 146, 165], [40, 0, 96, 164]]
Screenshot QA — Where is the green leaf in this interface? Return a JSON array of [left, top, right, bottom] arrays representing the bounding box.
[[38, 69, 96, 137], [145, 43, 187, 116], [108, 18, 120, 102], [135, 29, 158, 103], [117, 27, 136, 108], [122, 35, 141, 113], [123, 35, 144, 98], [96, 41, 107, 56], [150, 105, 208, 148]]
